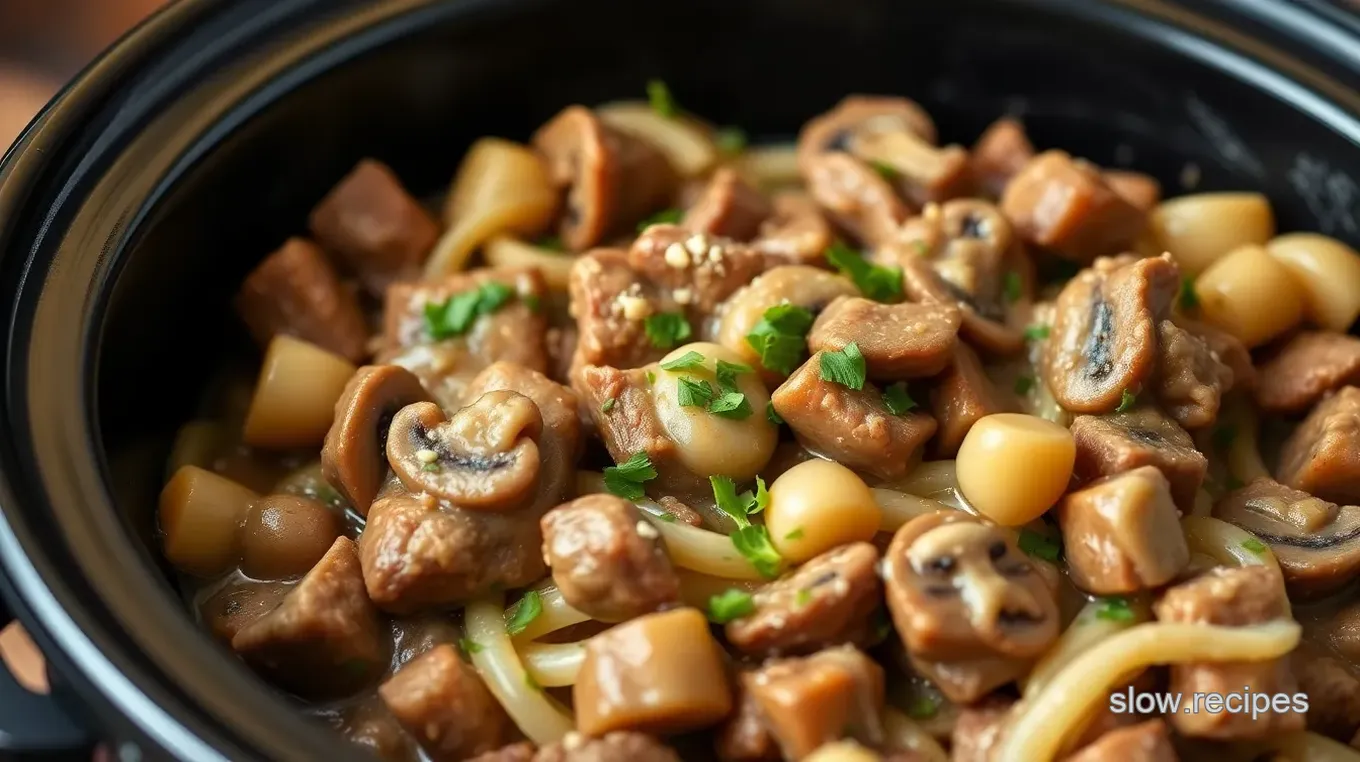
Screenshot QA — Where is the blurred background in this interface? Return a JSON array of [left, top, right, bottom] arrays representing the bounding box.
[[1, 0, 167, 150], [0, 0, 168, 691]]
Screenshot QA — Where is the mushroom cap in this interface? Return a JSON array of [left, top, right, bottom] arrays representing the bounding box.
[[797, 95, 938, 175], [899, 258, 1024, 356], [321, 365, 435, 517], [386, 392, 543, 511], [532, 105, 618, 251], [884, 512, 1059, 662], [896, 199, 1016, 321]]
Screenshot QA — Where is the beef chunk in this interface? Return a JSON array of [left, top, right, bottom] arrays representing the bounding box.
[[804, 151, 910, 247], [1057, 466, 1189, 594], [929, 343, 1015, 457], [570, 249, 669, 373], [1102, 171, 1162, 213], [200, 580, 290, 643], [1064, 720, 1177, 762], [771, 353, 937, 480], [380, 268, 549, 407], [1277, 385, 1360, 504], [535, 732, 681, 762], [743, 646, 885, 760], [332, 697, 416, 761], [900, 258, 1024, 357], [232, 537, 387, 698], [1045, 255, 1179, 413], [753, 192, 834, 267], [1152, 320, 1232, 430], [1177, 317, 1255, 391], [970, 117, 1035, 198], [541, 494, 680, 622], [1070, 407, 1207, 512], [378, 644, 512, 761], [808, 296, 961, 380], [1256, 332, 1360, 415], [715, 687, 779, 762], [683, 167, 772, 241], [236, 237, 369, 363], [576, 364, 679, 484], [1000, 150, 1147, 262], [1292, 644, 1360, 742], [308, 159, 439, 294], [359, 492, 546, 613], [950, 695, 1014, 762], [1153, 566, 1302, 739], [467, 743, 537, 762], [725, 542, 881, 658], [628, 225, 765, 316], [1212, 478, 1360, 597]]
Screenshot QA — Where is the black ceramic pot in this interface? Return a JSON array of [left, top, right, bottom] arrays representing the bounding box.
[[1, 0, 1358, 759]]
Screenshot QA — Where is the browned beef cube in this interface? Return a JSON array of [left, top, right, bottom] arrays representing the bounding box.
[[1000, 151, 1146, 262], [378, 644, 512, 761], [1070, 407, 1207, 511], [236, 237, 369, 362], [1256, 332, 1360, 415], [1277, 385, 1360, 504]]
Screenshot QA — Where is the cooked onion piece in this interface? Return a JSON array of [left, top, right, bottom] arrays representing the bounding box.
[[464, 594, 575, 744], [676, 569, 761, 609], [159, 466, 258, 577], [483, 236, 575, 291], [1150, 192, 1274, 275], [510, 584, 591, 644], [1195, 244, 1304, 348], [872, 489, 957, 531], [167, 420, 227, 477], [956, 414, 1075, 526], [517, 641, 586, 688], [1020, 600, 1146, 697], [1266, 233, 1360, 332], [996, 620, 1301, 762], [426, 138, 558, 276], [1220, 393, 1270, 485], [766, 459, 881, 562], [597, 102, 717, 177]]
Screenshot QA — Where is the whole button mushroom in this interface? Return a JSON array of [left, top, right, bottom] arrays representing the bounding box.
[[239, 494, 344, 581], [386, 392, 543, 511], [883, 512, 1060, 703]]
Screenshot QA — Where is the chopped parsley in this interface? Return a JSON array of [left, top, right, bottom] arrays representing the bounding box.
[[1024, 324, 1051, 341], [906, 694, 941, 720], [660, 351, 706, 371], [637, 207, 684, 232], [1095, 596, 1135, 622], [708, 391, 753, 419], [1226, 475, 1245, 490], [644, 311, 692, 349], [647, 79, 679, 118], [715, 126, 747, 155], [707, 589, 756, 624], [1242, 538, 1268, 555], [523, 294, 542, 313], [711, 475, 783, 578], [825, 241, 903, 303], [536, 235, 564, 251], [1018, 529, 1062, 563], [1116, 389, 1137, 413], [1179, 276, 1200, 310], [1212, 424, 1236, 453], [645, 370, 657, 385], [656, 512, 676, 523], [422, 463, 441, 473], [504, 590, 543, 636], [458, 637, 483, 655], [766, 401, 784, 425], [603, 452, 657, 500], [1014, 376, 1035, 396], [600, 398, 617, 414], [795, 588, 813, 608], [746, 303, 815, 374], [677, 376, 716, 408], [423, 281, 515, 340], [883, 382, 917, 415], [715, 360, 753, 389], [784, 527, 805, 541], [869, 160, 898, 180], [820, 342, 867, 390], [1003, 271, 1023, 303]]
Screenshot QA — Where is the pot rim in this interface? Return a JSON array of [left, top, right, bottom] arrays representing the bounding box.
[[0, 0, 1357, 759]]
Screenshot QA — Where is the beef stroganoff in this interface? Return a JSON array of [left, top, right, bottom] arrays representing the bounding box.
[[156, 87, 1360, 762]]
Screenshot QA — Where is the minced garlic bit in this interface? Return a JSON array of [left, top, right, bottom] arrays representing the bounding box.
[[415, 448, 439, 464], [618, 294, 653, 321], [707, 244, 725, 262], [636, 520, 661, 539], [664, 242, 689, 268], [672, 287, 693, 305], [684, 234, 708, 257]]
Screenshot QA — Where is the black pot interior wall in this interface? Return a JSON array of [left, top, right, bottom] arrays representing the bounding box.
[[95, 0, 1360, 676]]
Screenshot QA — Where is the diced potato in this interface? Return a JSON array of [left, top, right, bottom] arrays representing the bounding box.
[[242, 335, 357, 449], [1150, 192, 1274, 275], [1195, 244, 1305, 348], [425, 138, 559, 276], [166, 420, 227, 478], [1266, 233, 1360, 332], [957, 414, 1074, 526], [767, 459, 881, 563], [598, 103, 717, 178], [159, 466, 258, 577]]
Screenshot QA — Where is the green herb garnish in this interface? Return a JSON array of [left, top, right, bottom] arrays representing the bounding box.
[[707, 588, 756, 624], [644, 311, 692, 349], [1212, 425, 1236, 453], [656, 512, 676, 523], [825, 241, 903, 302], [1018, 529, 1062, 563], [746, 303, 815, 375], [422, 463, 440, 473], [710, 475, 783, 578], [870, 160, 898, 180], [1003, 271, 1023, 303], [536, 235, 564, 251], [603, 452, 657, 500], [1014, 376, 1035, 396], [1242, 538, 1267, 555], [766, 401, 784, 425], [906, 694, 941, 720], [1179, 276, 1200, 310], [637, 207, 684, 232], [459, 638, 483, 655], [1116, 389, 1137, 413], [660, 351, 705, 371], [505, 590, 543, 636], [795, 588, 813, 607], [423, 281, 515, 339], [1024, 324, 1051, 341], [883, 382, 917, 415], [647, 79, 679, 118], [1095, 596, 1135, 622], [600, 398, 616, 414], [820, 342, 867, 390], [677, 376, 716, 408], [784, 527, 804, 541], [715, 126, 747, 155], [708, 391, 753, 419]]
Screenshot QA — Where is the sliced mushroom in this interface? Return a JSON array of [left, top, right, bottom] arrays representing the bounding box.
[[804, 151, 910, 248], [900, 258, 1024, 356], [807, 295, 961, 380], [1044, 254, 1179, 412], [322, 365, 435, 516], [883, 512, 1059, 703], [1213, 478, 1360, 597], [887, 199, 1017, 323], [797, 95, 938, 174], [850, 130, 971, 208], [753, 192, 835, 267], [386, 392, 543, 510], [1070, 407, 1207, 512]]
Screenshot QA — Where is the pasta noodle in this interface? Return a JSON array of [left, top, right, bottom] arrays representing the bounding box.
[[1180, 515, 1290, 617], [1020, 600, 1146, 698], [995, 620, 1301, 762], [464, 595, 576, 744], [872, 488, 957, 531], [483, 236, 575, 290], [517, 641, 586, 688], [882, 708, 950, 762], [511, 584, 591, 644]]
